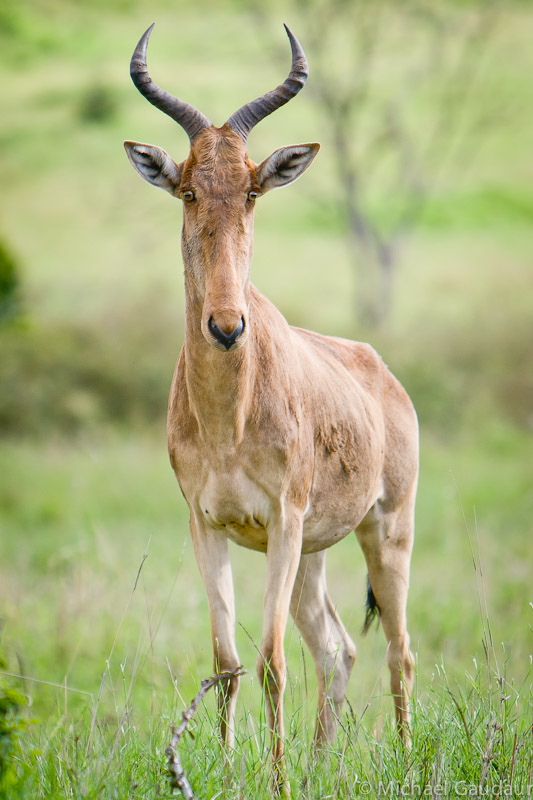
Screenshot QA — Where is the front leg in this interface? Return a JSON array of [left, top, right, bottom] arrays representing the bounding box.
[[257, 506, 303, 792], [189, 512, 241, 751]]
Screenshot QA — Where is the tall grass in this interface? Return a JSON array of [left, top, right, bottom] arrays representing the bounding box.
[[1, 446, 531, 798], [2, 615, 531, 798]]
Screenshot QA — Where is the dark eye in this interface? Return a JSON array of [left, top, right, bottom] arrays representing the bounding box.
[[182, 190, 195, 202], [247, 191, 259, 202]]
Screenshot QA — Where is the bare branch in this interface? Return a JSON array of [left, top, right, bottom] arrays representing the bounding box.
[[166, 667, 247, 799], [394, 1, 502, 239]]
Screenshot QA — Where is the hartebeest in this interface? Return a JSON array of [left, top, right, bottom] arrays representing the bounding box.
[[125, 23, 418, 785]]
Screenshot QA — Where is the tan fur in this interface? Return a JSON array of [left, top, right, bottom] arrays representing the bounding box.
[[128, 125, 418, 788]]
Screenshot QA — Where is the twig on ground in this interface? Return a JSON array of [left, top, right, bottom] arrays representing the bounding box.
[[166, 666, 247, 799]]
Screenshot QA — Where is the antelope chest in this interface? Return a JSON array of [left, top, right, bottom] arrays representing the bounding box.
[[195, 465, 273, 552]]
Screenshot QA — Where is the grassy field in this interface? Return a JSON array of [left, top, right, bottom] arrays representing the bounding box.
[[1, 430, 531, 797], [1, 0, 532, 797]]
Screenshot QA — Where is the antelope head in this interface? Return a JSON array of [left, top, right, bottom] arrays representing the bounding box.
[[125, 24, 319, 352]]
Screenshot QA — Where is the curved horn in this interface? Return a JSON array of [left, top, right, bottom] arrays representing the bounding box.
[[226, 24, 308, 142], [130, 24, 211, 143]]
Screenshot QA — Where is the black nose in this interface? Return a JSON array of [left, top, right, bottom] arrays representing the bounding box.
[[208, 316, 245, 350]]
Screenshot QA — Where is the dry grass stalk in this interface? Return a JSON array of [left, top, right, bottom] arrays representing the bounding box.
[[166, 667, 246, 799]]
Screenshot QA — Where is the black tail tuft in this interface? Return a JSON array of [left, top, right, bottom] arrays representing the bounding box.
[[362, 574, 380, 634]]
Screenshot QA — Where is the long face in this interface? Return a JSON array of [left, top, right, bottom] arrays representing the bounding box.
[[124, 24, 320, 352], [178, 127, 258, 352]]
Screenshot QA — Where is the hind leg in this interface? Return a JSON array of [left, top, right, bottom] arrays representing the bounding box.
[[356, 491, 415, 736], [290, 551, 356, 744]]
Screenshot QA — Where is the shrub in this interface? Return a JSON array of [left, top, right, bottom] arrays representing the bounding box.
[[0, 660, 28, 793], [0, 318, 176, 437], [0, 238, 21, 323], [78, 84, 117, 124]]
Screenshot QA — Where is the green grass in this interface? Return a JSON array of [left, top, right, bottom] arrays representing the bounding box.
[[1, 598, 531, 799], [0, 429, 531, 796], [3, 662, 531, 799]]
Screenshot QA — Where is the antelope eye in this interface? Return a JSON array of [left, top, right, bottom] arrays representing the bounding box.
[[182, 190, 195, 202], [247, 191, 259, 202]]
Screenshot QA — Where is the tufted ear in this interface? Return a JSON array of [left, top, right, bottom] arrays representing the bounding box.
[[255, 143, 320, 193], [124, 141, 184, 194]]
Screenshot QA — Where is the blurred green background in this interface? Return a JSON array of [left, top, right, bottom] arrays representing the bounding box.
[[0, 0, 531, 735]]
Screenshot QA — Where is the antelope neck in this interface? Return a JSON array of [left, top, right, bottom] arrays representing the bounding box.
[[183, 278, 253, 447]]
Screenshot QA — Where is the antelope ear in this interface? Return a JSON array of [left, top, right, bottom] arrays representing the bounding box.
[[256, 143, 320, 192], [124, 141, 183, 194]]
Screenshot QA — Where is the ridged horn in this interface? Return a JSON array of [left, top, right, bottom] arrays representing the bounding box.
[[130, 24, 211, 143], [226, 24, 308, 142]]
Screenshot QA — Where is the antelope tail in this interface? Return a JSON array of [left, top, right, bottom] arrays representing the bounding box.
[[363, 574, 380, 634]]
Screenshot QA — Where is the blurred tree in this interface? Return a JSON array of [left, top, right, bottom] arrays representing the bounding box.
[[252, 0, 500, 327], [78, 84, 117, 124]]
